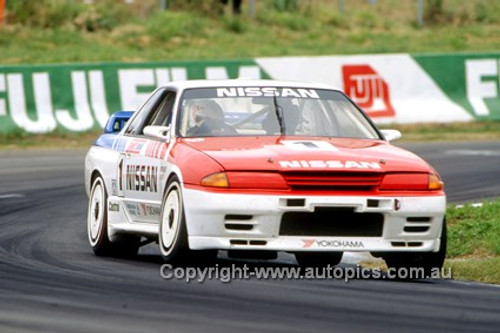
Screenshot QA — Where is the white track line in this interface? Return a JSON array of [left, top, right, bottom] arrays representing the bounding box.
[[0, 194, 25, 199], [455, 203, 484, 208]]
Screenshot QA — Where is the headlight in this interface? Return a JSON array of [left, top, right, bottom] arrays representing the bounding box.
[[200, 172, 288, 189], [201, 172, 229, 187], [379, 173, 443, 191], [226, 172, 288, 189], [428, 173, 444, 190]]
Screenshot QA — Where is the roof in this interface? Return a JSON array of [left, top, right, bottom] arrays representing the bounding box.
[[162, 79, 339, 91]]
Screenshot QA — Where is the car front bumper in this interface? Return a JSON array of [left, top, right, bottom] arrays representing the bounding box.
[[183, 188, 446, 253]]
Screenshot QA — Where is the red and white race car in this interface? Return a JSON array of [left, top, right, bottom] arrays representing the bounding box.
[[85, 80, 446, 270]]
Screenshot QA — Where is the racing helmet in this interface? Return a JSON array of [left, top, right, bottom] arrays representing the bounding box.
[[191, 100, 225, 124]]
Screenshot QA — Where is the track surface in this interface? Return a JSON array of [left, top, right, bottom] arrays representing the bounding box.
[[0, 141, 499, 333]]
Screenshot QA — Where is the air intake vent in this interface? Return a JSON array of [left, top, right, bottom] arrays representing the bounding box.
[[225, 214, 253, 220], [249, 240, 267, 246], [280, 207, 383, 237], [391, 241, 424, 248], [287, 199, 305, 207], [406, 217, 431, 222], [230, 239, 248, 245], [225, 215, 254, 231], [225, 224, 253, 231], [404, 226, 430, 233], [281, 171, 382, 191]]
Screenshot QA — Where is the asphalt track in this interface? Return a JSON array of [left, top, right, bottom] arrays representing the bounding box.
[[0, 141, 499, 333]]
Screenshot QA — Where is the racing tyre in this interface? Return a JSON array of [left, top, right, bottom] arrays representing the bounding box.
[[383, 219, 447, 278], [159, 177, 216, 266], [295, 252, 343, 268], [87, 176, 140, 257]]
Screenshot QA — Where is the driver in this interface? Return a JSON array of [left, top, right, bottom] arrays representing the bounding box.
[[187, 100, 236, 136]]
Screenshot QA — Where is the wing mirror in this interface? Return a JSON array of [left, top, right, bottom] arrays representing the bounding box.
[[143, 125, 171, 141], [380, 129, 402, 142], [104, 111, 134, 133]]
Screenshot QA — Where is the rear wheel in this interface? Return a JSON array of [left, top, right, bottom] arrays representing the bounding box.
[[159, 177, 216, 265], [295, 252, 343, 268], [87, 175, 140, 257], [383, 219, 447, 278]]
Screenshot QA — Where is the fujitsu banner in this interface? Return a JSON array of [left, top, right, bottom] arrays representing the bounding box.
[[0, 60, 263, 133], [1, 53, 499, 133], [256, 54, 476, 124]]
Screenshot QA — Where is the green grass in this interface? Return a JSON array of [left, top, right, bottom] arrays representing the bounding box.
[[447, 201, 500, 258], [435, 200, 500, 284], [3, 0, 500, 64], [0, 120, 498, 149], [0, 130, 100, 150], [445, 257, 500, 285], [379, 121, 500, 142]]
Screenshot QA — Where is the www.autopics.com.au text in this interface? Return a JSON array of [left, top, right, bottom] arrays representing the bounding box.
[[160, 264, 452, 283]]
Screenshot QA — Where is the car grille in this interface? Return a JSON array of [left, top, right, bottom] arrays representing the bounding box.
[[279, 207, 384, 237], [281, 171, 383, 191]]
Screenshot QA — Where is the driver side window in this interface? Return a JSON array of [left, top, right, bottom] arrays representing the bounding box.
[[147, 91, 176, 129], [125, 89, 165, 136], [125, 89, 176, 137]]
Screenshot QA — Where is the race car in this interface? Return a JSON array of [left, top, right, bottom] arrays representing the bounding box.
[[85, 79, 446, 270]]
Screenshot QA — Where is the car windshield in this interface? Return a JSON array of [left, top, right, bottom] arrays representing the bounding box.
[[177, 87, 380, 139]]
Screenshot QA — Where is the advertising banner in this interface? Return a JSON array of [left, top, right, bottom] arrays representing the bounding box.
[[1, 53, 498, 134]]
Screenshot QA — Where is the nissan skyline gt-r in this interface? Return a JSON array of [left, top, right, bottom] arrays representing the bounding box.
[[85, 79, 446, 270]]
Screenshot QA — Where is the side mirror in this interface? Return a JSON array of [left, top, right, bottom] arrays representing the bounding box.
[[380, 129, 402, 142], [104, 111, 134, 133], [143, 125, 171, 141]]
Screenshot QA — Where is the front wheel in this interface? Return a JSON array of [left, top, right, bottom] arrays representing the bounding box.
[[87, 175, 139, 257], [159, 177, 216, 265]]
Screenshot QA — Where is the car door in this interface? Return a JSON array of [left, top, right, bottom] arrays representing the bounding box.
[[119, 88, 177, 225]]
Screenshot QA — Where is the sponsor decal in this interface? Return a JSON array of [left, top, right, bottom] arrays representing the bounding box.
[[125, 202, 140, 216], [113, 136, 128, 152], [281, 140, 338, 151], [146, 141, 160, 158], [216, 87, 320, 98], [145, 140, 168, 159], [302, 239, 365, 249], [279, 160, 381, 169], [126, 139, 147, 154], [111, 179, 118, 196], [139, 203, 161, 217], [109, 201, 120, 212], [342, 65, 395, 118], [125, 202, 160, 218], [126, 165, 158, 192]]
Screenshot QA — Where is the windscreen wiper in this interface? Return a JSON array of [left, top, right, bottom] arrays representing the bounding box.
[[273, 96, 285, 135]]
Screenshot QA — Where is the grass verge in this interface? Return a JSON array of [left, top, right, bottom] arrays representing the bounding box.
[[1, 121, 499, 149], [3, 1, 500, 64], [444, 200, 500, 284], [445, 257, 500, 285], [0, 130, 101, 150], [378, 121, 500, 142]]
